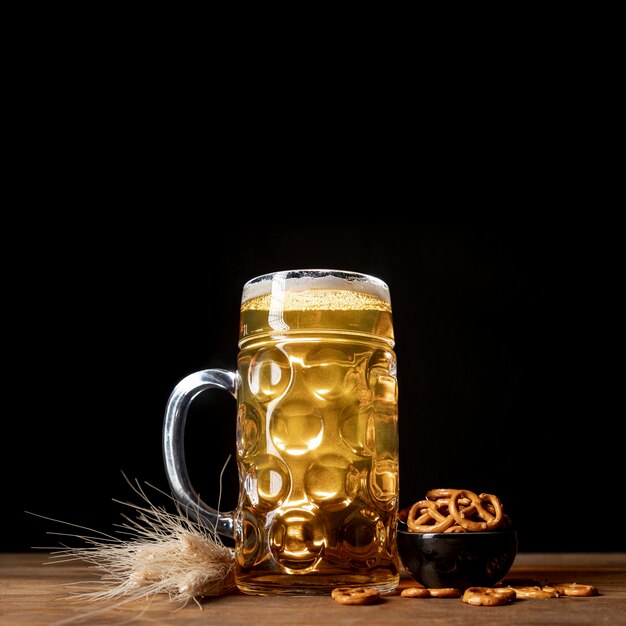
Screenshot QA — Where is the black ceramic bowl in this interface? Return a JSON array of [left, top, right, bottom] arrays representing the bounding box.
[[397, 528, 518, 590]]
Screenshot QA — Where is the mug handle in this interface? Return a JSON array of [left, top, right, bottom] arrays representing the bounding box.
[[163, 368, 237, 538]]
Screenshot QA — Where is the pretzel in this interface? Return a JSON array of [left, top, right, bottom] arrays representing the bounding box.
[[399, 492, 473, 525], [426, 488, 457, 499], [401, 587, 431, 598], [428, 588, 461, 598], [405, 489, 505, 533], [449, 490, 503, 531], [462, 586, 516, 606], [406, 499, 456, 533], [332, 587, 380, 605], [445, 525, 466, 533], [510, 585, 560, 599], [401, 587, 461, 598], [553, 583, 598, 597]]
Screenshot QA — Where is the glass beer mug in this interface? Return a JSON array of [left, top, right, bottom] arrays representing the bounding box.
[[163, 269, 400, 595]]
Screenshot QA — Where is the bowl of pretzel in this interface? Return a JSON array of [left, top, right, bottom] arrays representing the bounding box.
[[397, 488, 517, 590]]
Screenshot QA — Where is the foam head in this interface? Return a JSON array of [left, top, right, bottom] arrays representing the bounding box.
[[239, 269, 394, 346]]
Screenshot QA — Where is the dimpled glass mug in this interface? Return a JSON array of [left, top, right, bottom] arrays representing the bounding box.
[[163, 269, 400, 595]]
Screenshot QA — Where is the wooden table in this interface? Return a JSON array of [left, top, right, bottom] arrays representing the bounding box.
[[1, 552, 624, 625]]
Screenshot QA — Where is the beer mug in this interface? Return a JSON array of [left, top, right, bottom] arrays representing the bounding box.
[[163, 269, 400, 595]]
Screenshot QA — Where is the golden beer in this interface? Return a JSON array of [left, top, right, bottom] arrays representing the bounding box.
[[235, 279, 399, 594]]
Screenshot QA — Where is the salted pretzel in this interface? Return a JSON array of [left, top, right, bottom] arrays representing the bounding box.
[[405, 488, 504, 533]]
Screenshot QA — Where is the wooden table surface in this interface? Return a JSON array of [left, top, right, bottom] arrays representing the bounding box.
[[1, 552, 624, 626]]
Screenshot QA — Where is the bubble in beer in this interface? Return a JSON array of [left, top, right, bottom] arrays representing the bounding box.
[[241, 288, 391, 312]]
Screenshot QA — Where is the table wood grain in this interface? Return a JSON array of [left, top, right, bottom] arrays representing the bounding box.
[[1, 552, 624, 625]]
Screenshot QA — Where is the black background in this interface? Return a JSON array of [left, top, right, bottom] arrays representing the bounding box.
[[3, 223, 620, 553]]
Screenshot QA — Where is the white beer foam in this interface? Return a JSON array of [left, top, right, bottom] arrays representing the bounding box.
[[242, 269, 391, 309]]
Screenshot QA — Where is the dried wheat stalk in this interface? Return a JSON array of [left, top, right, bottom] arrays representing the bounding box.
[[30, 473, 236, 623]]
